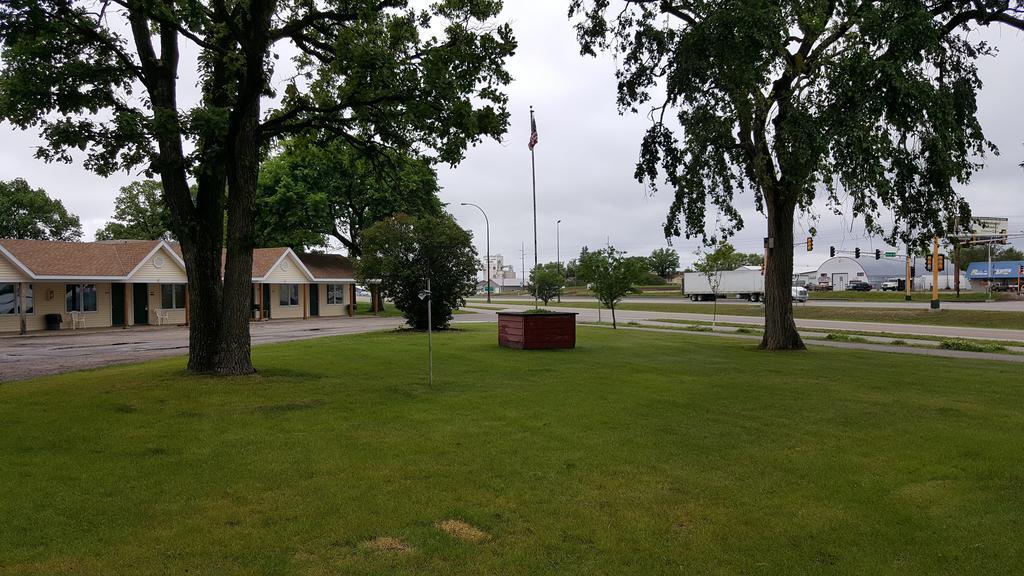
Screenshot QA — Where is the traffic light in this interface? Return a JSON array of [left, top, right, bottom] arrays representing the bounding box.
[[829, 246, 835, 258], [806, 237, 813, 252], [875, 249, 881, 260], [937, 254, 945, 272], [925, 254, 933, 272], [854, 247, 861, 259]]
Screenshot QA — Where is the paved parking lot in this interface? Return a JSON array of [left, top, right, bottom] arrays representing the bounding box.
[[0, 316, 407, 382]]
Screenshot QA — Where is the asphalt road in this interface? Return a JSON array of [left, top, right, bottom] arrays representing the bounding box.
[[5, 301, 1023, 382], [0, 316, 407, 383], [475, 295, 1024, 311], [466, 302, 1024, 343]]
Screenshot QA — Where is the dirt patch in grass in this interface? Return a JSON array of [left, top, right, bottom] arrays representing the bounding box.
[[254, 399, 326, 414], [435, 519, 490, 543], [360, 536, 412, 553]]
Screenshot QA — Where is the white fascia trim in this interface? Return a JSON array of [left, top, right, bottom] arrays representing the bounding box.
[[125, 241, 187, 279], [253, 249, 315, 282], [30, 276, 129, 281], [0, 244, 38, 279]]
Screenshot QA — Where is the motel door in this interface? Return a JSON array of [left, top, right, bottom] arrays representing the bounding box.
[[111, 284, 126, 326], [262, 284, 272, 319], [132, 283, 149, 325], [832, 273, 849, 291], [309, 285, 320, 316]]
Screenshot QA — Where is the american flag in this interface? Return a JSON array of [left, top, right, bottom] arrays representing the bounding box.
[[528, 112, 538, 151]]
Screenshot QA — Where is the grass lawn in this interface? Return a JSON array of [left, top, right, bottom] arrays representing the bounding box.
[[808, 290, 996, 302], [2, 325, 1023, 575], [485, 299, 1024, 330]]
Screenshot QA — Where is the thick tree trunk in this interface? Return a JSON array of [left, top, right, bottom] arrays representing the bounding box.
[[760, 198, 805, 350], [217, 110, 258, 374], [181, 231, 225, 372]]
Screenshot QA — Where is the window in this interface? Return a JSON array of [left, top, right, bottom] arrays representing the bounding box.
[[327, 284, 345, 305], [279, 284, 300, 307], [160, 284, 186, 310], [66, 284, 97, 312], [0, 283, 14, 315]]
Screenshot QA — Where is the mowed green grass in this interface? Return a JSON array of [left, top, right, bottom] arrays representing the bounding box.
[[484, 299, 1024, 330], [2, 325, 1023, 575], [809, 290, 992, 302]]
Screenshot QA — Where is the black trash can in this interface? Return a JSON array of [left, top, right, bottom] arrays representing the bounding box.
[[44, 313, 62, 330]]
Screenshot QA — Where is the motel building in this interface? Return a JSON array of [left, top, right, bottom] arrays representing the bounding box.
[[0, 238, 364, 334]]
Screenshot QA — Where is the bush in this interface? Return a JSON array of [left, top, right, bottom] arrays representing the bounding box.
[[825, 333, 868, 343], [358, 214, 478, 330], [939, 339, 1006, 353]]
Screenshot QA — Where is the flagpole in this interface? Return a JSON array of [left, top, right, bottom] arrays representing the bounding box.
[[530, 106, 538, 308]]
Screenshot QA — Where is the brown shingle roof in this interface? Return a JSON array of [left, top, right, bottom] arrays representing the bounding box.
[[0, 239, 351, 282], [298, 253, 356, 280], [252, 247, 289, 278], [169, 243, 289, 278], [0, 239, 161, 277]]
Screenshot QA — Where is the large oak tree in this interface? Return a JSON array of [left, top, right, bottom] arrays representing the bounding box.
[[0, 178, 83, 241], [254, 138, 442, 255], [570, 0, 1023, 350], [0, 0, 515, 373]]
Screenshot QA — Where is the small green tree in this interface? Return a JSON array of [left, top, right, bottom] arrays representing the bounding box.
[[529, 262, 565, 306], [358, 214, 478, 331], [576, 246, 649, 329], [95, 180, 170, 241], [693, 245, 738, 329], [648, 248, 680, 279], [0, 178, 82, 241]]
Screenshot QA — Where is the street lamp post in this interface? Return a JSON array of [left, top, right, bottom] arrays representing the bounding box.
[[556, 219, 562, 303], [460, 202, 491, 303]]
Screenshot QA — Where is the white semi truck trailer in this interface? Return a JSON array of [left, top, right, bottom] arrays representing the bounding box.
[[683, 269, 807, 302]]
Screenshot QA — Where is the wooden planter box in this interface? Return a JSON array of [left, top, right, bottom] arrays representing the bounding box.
[[498, 312, 578, 350]]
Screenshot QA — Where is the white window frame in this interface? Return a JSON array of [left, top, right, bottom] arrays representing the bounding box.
[[0, 283, 27, 315], [66, 283, 98, 313], [326, 283, 345, 305], [279, 284, 300, 307], [160, 284, 187, 310]]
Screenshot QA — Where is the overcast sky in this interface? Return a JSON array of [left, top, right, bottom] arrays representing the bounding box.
[[1, 1, 1021, 274]]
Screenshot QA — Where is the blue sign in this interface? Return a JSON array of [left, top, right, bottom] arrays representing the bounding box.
[[964, 260, 1024, 280]]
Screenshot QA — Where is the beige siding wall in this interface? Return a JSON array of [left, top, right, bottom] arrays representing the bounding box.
[[263, 254, 310, 284], [129, 249, 188, 283], [317, 282, 351, 317], [0, 253, 28, 282], [1, 282, 114, 333], [269, 283, 306, 319], [147, 284, 187, 325]]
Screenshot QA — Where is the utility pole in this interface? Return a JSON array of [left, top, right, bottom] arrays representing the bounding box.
[[930, 236, 940, 310], [520, 242, 526, 294], [905, 246, 912, 302], [556, 219, 562, 303], [987, 242, 993, 302]]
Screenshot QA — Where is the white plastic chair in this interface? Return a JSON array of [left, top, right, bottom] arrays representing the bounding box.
[[155, 310, 169, 326], [69, 311, 86, 330]]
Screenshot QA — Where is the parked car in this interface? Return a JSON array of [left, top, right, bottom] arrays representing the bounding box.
[[880, 278, 905, 291], [805, 282, 832, 292], [847, 280, 872, 291]]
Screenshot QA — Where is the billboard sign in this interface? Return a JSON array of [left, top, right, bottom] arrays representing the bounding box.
[[970, 217, 1009, 242]]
